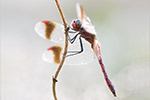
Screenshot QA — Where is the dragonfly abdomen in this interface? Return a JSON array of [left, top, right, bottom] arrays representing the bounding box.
[[98, 58, 116, 97], [95, 44, 116, 97]]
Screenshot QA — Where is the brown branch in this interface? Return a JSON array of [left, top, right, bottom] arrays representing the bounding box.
[[52, 0, 68, 100]]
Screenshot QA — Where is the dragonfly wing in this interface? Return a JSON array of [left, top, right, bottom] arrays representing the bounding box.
[[43, 46, 63, 64], [76, 3, 96, 35], [35, 21, 65, 43], [42, 38, 95, 65], [65, 38, 95, 65], [76, 3, 86, 22]]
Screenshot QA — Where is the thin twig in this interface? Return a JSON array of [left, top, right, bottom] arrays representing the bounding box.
[[52, 0, 68, 100]]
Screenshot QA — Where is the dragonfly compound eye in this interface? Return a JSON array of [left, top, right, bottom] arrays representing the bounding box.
[[72, 19, 82, 30], [75, 19, 82, 29]]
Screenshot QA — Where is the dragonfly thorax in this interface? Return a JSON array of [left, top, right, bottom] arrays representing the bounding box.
[[72, 19, 82, 30]]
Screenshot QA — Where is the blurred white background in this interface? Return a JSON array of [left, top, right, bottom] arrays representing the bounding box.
[[1, 0, 149, 100]]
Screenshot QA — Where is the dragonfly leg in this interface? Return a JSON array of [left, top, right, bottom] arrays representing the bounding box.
[[65, 25, 70, 33], [66, 37, 83, 57], [68, 30, 77, 33], [68, 33, 80, 44]]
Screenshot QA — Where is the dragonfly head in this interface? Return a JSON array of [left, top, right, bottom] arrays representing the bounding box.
[[72, 19, 82, 30]]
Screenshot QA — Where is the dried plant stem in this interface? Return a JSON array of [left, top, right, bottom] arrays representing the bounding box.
[[52, 0, 68, 100]]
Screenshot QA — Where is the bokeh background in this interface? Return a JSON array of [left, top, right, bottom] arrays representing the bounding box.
[[1, 0, 149, 100]]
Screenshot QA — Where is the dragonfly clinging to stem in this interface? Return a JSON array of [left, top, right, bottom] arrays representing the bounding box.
[[35, 3, 116, 97]]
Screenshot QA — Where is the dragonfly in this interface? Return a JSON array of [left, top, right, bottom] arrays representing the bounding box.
[[35, 3, 116, 97]]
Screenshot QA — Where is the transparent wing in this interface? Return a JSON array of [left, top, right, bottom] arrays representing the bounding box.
[[42, 37, 95, 65], [76, 3, 97, 35], [65, 37, 95, 65], [35, 21, 65, 43]]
